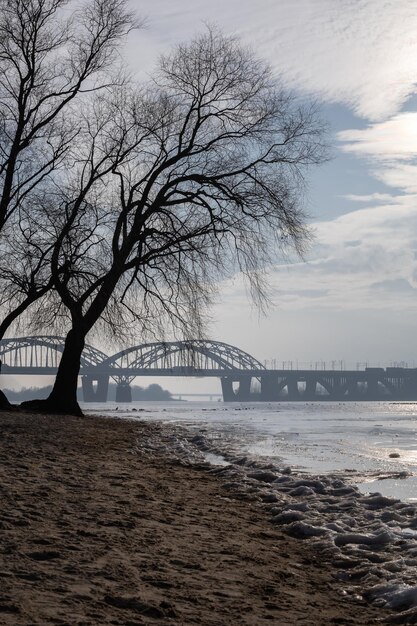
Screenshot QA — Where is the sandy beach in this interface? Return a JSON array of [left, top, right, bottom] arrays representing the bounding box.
[[0, 411, 391, 625]]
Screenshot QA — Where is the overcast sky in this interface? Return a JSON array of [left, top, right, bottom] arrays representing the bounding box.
[[119, 0, 417, 377]]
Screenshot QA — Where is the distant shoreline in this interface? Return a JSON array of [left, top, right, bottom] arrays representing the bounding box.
[[2, 382, 174, 403]]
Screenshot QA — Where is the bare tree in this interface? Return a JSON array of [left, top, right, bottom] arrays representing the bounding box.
[[0, 0, 136, 228], [0, 0, 137, 407], [21, 28, 327, 416]]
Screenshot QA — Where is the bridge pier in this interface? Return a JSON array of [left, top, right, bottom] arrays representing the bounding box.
[[398, 371, 417, 400], [260, 374, 280, 400], [304, 378, 317, 400], [366, 375, 379, 400], [115, 382, 132, 403], [221, 376, 252, 401], [82, 375, 109, 402], [221, 378, 234, 401], [235, 376, 252, 401], [346, 379, 360, 399], [287, 377, 300, 400]]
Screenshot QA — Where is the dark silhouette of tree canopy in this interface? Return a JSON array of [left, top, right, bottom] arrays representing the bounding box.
[[0, 0, 137, 407], [0, 0, 136, 229], [20, 27, 327, 416]]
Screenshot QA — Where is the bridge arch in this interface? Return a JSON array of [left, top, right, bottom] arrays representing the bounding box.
[[101, 340, 265, 373], [0, 336, 108, 370]]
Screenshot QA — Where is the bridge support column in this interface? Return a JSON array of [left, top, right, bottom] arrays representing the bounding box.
[[366, 377, 379, 400], [116, 382, 132, 403], [287, 377, 300, 400], [220, 376, 252, 401], [346, 379, 360, 399], [260, 374, 279, 401], [235, 376, 252, 401], [221, 378, 235, 402], [304, 378, 317, 400], [82, 375, 109, 402], [402, 373, 417, 399]]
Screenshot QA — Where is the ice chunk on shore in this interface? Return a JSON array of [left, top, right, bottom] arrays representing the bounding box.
[[334, 530, 393, 547], [271, 510, 305, 525], [247, 470, 277, 483], [289, 479, 327, 494], [289, 485, 316, 496], [365, 583, 417, 610], [360, 494, 400, 509], [285, 521, 329, 538]]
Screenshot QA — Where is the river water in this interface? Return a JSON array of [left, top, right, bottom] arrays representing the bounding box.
[[83, 400, 417, 502]]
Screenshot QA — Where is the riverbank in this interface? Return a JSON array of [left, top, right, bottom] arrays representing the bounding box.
[[0, 411, 389, 625]]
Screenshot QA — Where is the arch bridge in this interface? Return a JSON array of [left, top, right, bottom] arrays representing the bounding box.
[[0, 336, 416, 402]]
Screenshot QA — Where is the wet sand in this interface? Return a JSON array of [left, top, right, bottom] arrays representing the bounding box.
[[0, 412, 389, 625]]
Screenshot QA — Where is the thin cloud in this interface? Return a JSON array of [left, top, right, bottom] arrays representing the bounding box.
[[338, 113, 417, 159], [129, 0, 417, 121], [337, 114, 417, 195], [374, 167, 417, 194], [266, 198, 417, 311], [341, 193, 398, 204]]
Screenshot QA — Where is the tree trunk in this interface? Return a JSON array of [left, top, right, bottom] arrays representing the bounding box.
[[0, 388, 15, 411], [21, 327, 85, 416], [21, 268, 122, 416], [0, 320, 16, 410]]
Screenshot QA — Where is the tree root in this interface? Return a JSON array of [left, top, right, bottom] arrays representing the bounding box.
[[0, 388, 17, 411], [20, 398, 84, 417]]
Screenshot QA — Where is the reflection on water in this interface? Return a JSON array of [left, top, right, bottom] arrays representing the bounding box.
[[358, 475, 417, 501], [83, 400, 417, 500]]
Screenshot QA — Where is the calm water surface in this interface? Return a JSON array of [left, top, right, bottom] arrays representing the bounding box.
[[83, 400, 417, 501]]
